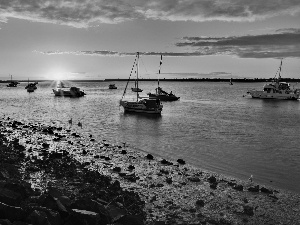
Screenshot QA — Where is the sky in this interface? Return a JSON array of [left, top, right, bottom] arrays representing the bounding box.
[[0, 0, 300, 80]]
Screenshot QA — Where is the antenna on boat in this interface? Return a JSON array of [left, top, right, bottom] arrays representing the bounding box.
[[158, 55, 162, 88]]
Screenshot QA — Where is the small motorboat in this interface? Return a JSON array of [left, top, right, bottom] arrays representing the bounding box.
[[247, 60, 300, 100], [53, 87, 86, 97], [109, 84, 117, 89]]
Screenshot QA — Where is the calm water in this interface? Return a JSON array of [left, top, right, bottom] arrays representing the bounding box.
[[1, 80, 300, 194]]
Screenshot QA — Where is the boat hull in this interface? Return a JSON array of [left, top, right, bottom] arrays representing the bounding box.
[[248, 90, 299, 100], [120, 99, 163, 114], [148, 93, 180, 101], [53, 88, 86, 97]]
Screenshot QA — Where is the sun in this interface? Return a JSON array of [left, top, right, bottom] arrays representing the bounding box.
[[51, 72, 67, 81]]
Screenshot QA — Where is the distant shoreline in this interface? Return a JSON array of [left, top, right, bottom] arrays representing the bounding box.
[[1, 78, 300, 83]]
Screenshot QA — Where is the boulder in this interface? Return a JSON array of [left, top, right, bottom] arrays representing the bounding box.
[[248, 185, 260, 192], [188, 177, 200, 182], [64, 209, 100, 225], [26, 210, 51, 225], [0, 202, 26, 222], [146, 154, 154, 160], [0, 188, 22, 206], [114, 214, 144, 225]]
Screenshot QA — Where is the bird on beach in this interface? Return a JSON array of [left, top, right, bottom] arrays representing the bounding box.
[[249, 175, 253, 182], [68, 118, 72, 126], [78, 122, 82, 128]]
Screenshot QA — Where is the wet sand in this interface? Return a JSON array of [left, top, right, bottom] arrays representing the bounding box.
[[1, 117, 300, 224]]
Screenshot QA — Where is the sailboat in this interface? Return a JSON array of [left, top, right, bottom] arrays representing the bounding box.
[[25, 78, 38, 92], [147, 55, 180, 101], [6, 74, 19, 87], [247, 59, 300, 100], [131, 79, 143, 92], [120, 52, 163, 114]]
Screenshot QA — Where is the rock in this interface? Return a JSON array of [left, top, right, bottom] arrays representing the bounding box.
[[177, 159, 185, 165], [113, 167, 121, 173], [188, 176, 200, 182], [0, 188, 22, 206], [40, 194, 69, 218], [114, 215, 144, 225], [26, 210, 51, 225], [120, 150, 127, 154], [107, 202, 127, 222], [248, 185, 260, 192], [233, 184, 244, 191], [0, 202, 26, 222], [207, 176, 217, 183], [210, 182, 218, 189], [195, 200, 205, 207], [146, 154, 154, 160], [128, 165, 135, 170], [0, 219, 12, 225], [243, 205, 254, 216], [166, 178, 172, 184], [70, 198, 109, 223], [260, 187, 273, 194], [42, 143, 50, 148], [64, 209, 100, 225]]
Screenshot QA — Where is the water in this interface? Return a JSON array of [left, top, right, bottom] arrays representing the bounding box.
[[1, 80, 300, 194]]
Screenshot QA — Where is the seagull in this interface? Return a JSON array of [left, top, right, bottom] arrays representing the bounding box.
[[78, 122, 82, 128], [68, 118, 72, 126], [249, 175, 253, 182]]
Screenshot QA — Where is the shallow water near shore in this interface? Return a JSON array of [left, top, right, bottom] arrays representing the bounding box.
[[1, 80, 300, 194]]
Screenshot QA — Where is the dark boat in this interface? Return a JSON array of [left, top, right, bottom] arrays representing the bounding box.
[[148, 87, 180, 101], [147, 55, 180, 101], [109, 84, 117, 89], [6, 75, 19, 87], [53, 87, 86, 97]]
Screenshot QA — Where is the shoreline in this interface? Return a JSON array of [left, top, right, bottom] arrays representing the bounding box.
[[1, 117, 300, 224]]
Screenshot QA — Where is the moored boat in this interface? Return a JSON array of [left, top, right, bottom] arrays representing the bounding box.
[[120, 52, 163, 114], [147, 55, 180, 101], [53, 87, 86, 97], [109, 84, 117, 89], [25, 79, 38, 91], [6, 75, 19, 87], [247, 60, 300, 100]]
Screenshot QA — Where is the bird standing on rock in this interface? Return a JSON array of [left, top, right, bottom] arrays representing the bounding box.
[[249, 175, 253, 182], [68, 118, 72, 126]]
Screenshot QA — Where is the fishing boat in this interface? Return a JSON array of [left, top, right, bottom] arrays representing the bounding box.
[[120, 52, 163, 114], [109, 84, 117, 89], [247, 60, 300, 100], [6, 75, 19, 87], [147, 55, 180, 101], [53, 86, 86, 97]]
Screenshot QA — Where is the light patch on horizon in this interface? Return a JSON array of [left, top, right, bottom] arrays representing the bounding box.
[[0, 0, 300, 28]]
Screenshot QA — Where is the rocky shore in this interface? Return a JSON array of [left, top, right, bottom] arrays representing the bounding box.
[[0, 117, 300, 225]]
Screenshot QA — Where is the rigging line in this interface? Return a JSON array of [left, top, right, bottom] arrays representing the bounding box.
[[121, 53, 138, 100]]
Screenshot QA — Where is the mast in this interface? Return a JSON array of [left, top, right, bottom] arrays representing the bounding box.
[[158, 55, 162, 88], [136, 52, 139, 101], [278, 59, 283, 81]]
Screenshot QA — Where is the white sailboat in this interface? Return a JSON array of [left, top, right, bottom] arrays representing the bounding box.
[[120, 52, 163, 114], [247, 60, 300, 100]]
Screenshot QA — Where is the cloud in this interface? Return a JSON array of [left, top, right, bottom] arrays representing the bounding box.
[[175, 28, 300, 58], [0, 0, 300, 27]]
